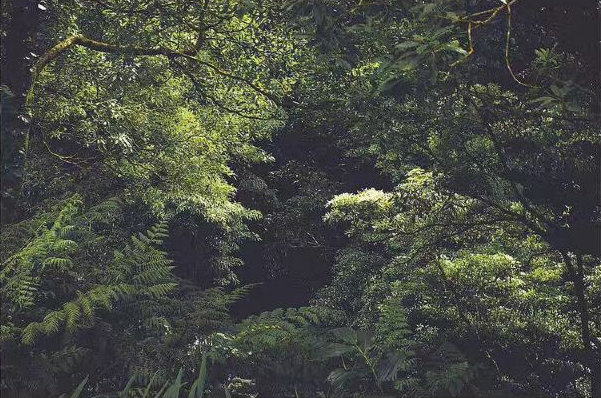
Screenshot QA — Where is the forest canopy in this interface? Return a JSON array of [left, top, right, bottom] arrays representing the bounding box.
[[1, 0, 599, 397]]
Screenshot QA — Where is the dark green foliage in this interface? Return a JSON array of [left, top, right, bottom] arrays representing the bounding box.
[[1, 198, 176, 397], [64, 358, 211, 398], [1, 0, 599, 397], [225, 306, 341, 396]]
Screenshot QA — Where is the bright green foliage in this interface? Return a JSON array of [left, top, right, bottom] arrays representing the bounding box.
[[322, 167, 598, 396]]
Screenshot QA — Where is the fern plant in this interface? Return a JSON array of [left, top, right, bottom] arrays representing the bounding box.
[[223, 306, 340, 397], [109, 222, 178, 330], [1, 197, 178, 398], [18, 221, 177, 346], [1, 195, 82, 344]]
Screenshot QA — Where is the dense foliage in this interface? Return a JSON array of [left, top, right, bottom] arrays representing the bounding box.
[[1, 0, 599, 397]]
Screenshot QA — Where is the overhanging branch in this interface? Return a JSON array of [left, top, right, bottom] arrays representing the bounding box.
[[29, 33, 281, 106]]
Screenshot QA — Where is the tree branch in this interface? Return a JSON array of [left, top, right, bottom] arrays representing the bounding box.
[[29, 33, 281, 106]]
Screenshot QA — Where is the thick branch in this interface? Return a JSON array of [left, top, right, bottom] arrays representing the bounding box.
[[30, 34, 281, 106], [31, 35, 198, 84]]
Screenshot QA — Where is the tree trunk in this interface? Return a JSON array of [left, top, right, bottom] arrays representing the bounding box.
[[1, 0, 40, 224], [579, 255, 601, 398], [563, 252, 600, 397], [592, 363, 601, 398]]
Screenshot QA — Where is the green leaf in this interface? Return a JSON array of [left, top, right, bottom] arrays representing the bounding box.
[[356, 329, 376, 350], [70, 376, 88, 398], [377, 76, 402, 95], [421, 3, 436, 17], [153, 381, 169, 398], [119, 372, 137, 397], [550, 84, 564, 97], [332, 327, 358, 344], [143, 371, 159, 398], [163, 368, 184, 398], [327, 368, 369, 390], [395, 41, 420, 51], [316, 342, 355, 359], [188, 354, 208, 398]]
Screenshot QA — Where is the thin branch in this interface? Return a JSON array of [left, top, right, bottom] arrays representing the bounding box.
[[449, 0, 536, 87], [192, 59, 281, 105], [505, 2, 534, 87], [449, 21, 474, 68], [172, 59, 283, 120]]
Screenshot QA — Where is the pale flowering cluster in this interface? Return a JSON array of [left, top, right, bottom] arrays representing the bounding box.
[[187, 332, 252, 359]]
